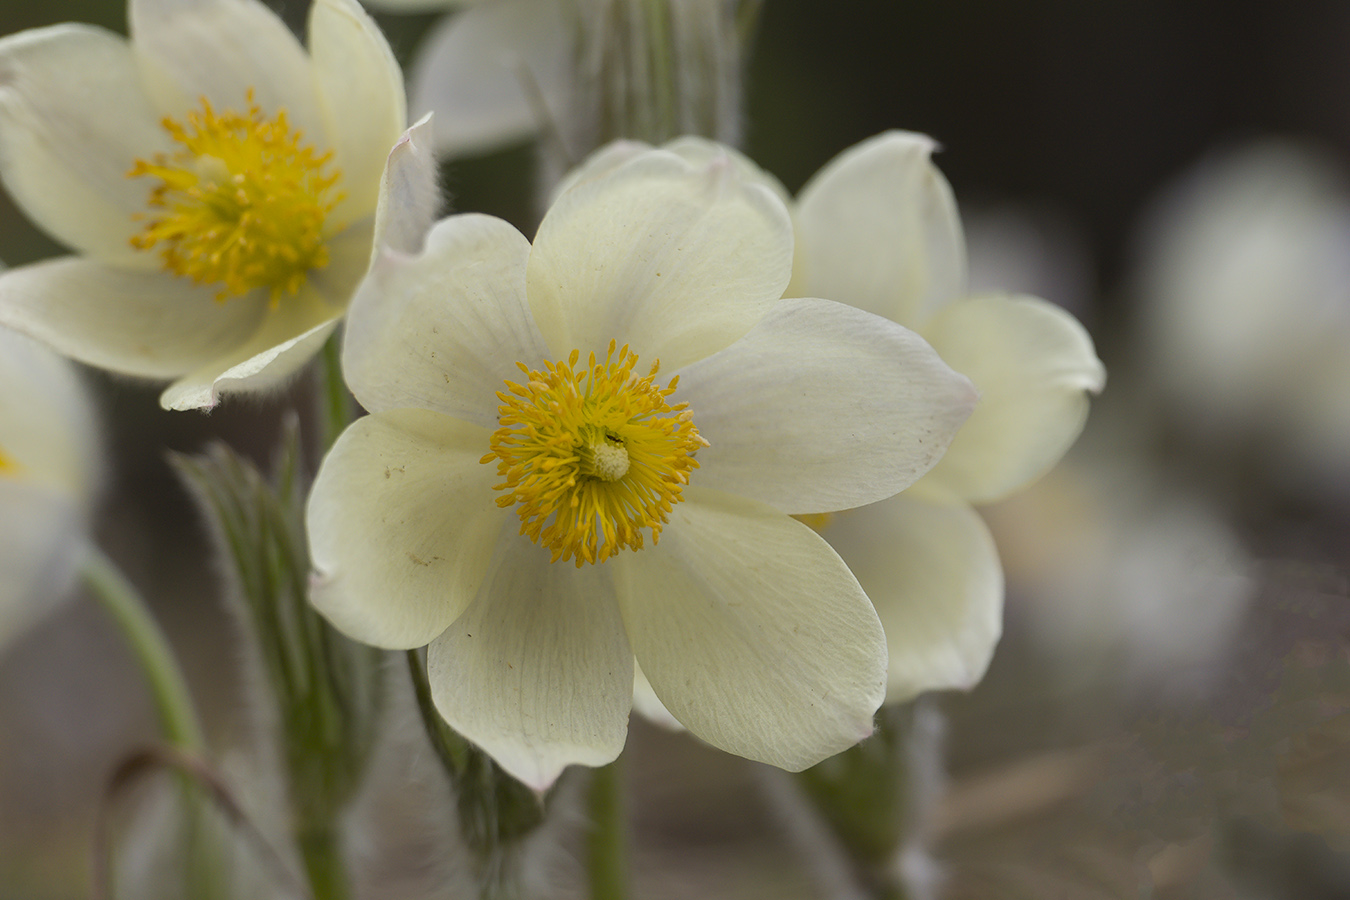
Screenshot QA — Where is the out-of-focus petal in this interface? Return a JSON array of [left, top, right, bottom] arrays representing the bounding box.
[[0, 257, 265, 379], [427, 536, 632, 790], [344, 213, 548, 425], [632, 660, 684, 732], [918, 294, 1105, 504], [408, 0, 570, 157], [792, 131, 965, 328], [0, 24, 171, 265], [309, 0, 406, 223], [676, 298, 976, 514], [0, 485, 84, 652], [821, 487, 1003, 703], [614, 487, 886, 772], [527, 148, 793, 371], [307, 408, 503, 649]]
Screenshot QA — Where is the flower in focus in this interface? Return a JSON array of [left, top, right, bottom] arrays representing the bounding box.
[[305, 124, 977, 788], [0, 0, 405, 410], [0, 325, 99, 650], [561, 133, 1106, 705], [1133, 141, 1350, 495]]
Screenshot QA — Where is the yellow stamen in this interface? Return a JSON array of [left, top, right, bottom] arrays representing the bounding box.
[[0, 446, 15, 476], [128, 90, 343, 305], [484, 340, 708, 567]]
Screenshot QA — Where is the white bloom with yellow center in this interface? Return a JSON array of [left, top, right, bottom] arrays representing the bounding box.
[[0, 325, 99, 650], [0, 0, 406, 410], [305, 123, 978, 789], [564, 133, 1106, 705]]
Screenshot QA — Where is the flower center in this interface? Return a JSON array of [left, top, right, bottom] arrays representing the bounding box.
[[484, 341, 707, 567], [127, 90, 343, 305]]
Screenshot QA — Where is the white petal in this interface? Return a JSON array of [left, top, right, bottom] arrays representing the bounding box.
[[0, 24, 172, 265], [527, 148, 794, 371], [362, 0, 479, 10], [917, 294, 1105, 504], [426, 536, 633, 790], [370, 116, 441, 257], [0, 485, 84, 653], [129, 0, 323, 138], [344, 213, 549, 424], [613, 487, 886, 771], [308, 0, 406, 224], [159, 309, 338, 411], [821, 488, 1003, 703], [0, 328, 99, 498], [632, 661, 684, 732], [0, 257, 265, 379], [792, 131, 966, 328], [675, 298, 977, 514], [408, 0, 570, 157], [307, 408, 503, 648]]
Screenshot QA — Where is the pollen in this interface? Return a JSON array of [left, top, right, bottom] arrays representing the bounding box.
[[484, 340, 708, 567], [127, 91, 343, 305]]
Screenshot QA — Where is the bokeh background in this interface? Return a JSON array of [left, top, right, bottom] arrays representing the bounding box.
[[2, 1, 1348, 897]]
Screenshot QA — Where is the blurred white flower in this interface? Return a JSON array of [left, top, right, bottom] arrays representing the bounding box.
[[563, 133, 1106, 704], [0, 326, 99, 650], [305, 125, 977, 788], [0, 0, 406, 410], [1134, 141, 1350, 494]]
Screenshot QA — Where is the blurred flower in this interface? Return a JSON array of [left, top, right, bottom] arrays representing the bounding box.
[[563, 133, 1106, 704], [306, 126, 977, 788], [0, 0, 405, 410], [1133, 141, 1350, 496], [0, 325, 99, 650]]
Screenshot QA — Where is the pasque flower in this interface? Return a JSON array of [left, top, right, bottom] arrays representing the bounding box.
[[565, 133, 1106, 704], [0, 0, 405, 410], [0, 325, 99, 649], [305, 123, 978, 788]]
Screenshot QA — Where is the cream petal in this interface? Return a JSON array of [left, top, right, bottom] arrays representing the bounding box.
[[426, 535, 633, 790], [527, 148, 794, 371], [369, 116, 441, 257], [307, 219, 376, 304], [675, 298, 977, 514], [408, 0, 570, 157], [129, 0, 323, 137], [307, 408, 503, 649], [632, 661, 684, 732], [613, 487, 886, 771], [0, 24, 172, 265], [308, 0, 406, 224], [362, 0, 480, 10], [344, 213, 549, 425], [917, 294, 1105, 504], [821, 487, 1003, 703], [792, 131, 966, 328], [0, 257, 266, 379], [0, 485, 84, 653], [0, 328, 99, 498]]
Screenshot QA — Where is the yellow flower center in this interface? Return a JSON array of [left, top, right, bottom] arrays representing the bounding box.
[[0, 446, 15, 477], [484, 341, 707, 567], [128, 91, 343, 305]]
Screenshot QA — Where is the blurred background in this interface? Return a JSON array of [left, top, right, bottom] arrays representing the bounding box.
[[1, 1, 1348, 897]]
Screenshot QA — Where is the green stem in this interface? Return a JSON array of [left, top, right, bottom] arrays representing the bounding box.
[[586, 759, 627, 900], [297, 825, 351, 900], [318, 330, 353, 454], [80, 544, 205, 753]]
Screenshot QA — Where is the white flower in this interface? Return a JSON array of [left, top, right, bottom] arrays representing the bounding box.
[[561, 133, 1106, 704], [304, 123, 977, 788], [1133, 141, 1350, 495], [0, 0, 406, 410], [0, 325, 99, 650]]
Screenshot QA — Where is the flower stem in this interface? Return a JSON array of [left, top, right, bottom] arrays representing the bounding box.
[[587, 758, 628, 900], [317, 329, 353, 454], [297, 824, 351, 900], [79, 543, 205, 753]]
